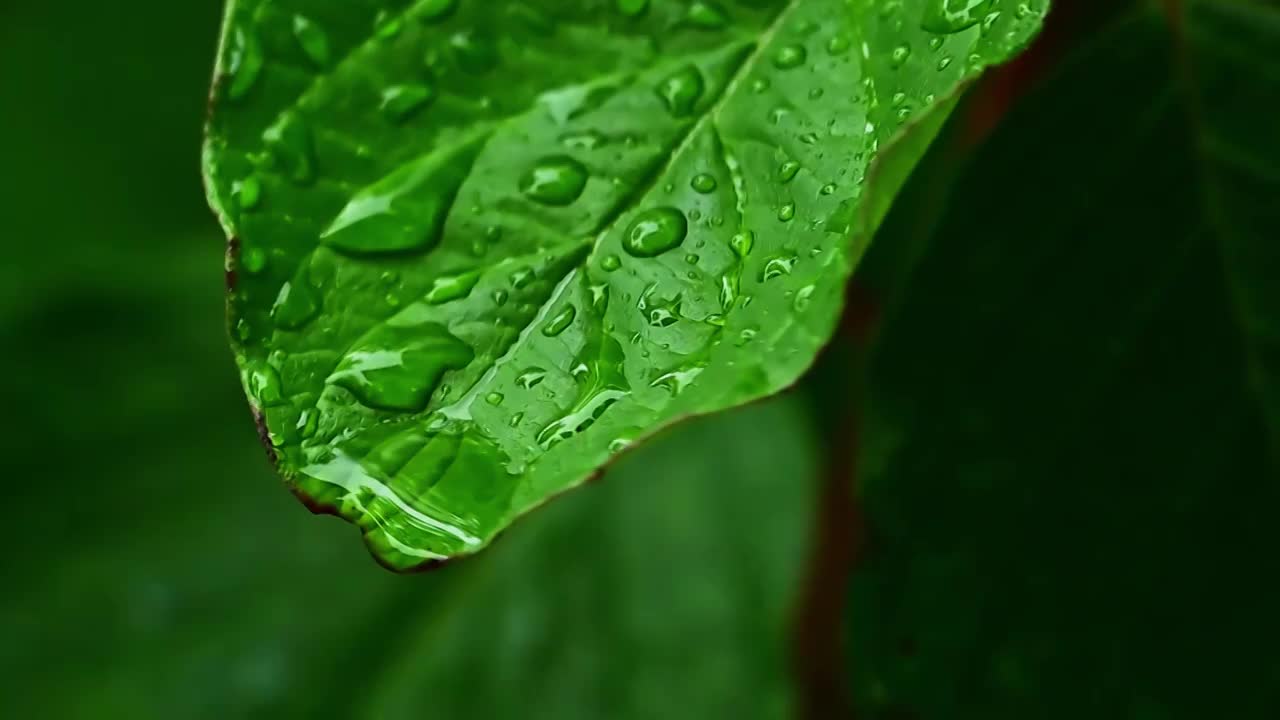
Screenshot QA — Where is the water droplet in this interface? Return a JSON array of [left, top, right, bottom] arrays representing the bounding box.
[[421, 0, 459, 22], [937, 55, 953, 71], [426, 270, 481, 304], [752, 77, 771, 93], [890, 43, 912, 68], [485, 392, 505, 406], [730, 230, 755, 258], [656, 66, 705, 118], [520, 155, 589, 206], [492, 289, 509, 306], [773, 44, 807, 70], [820, 183, 836, 195], [542, 304, 577, 337], [329, 323, 473, 412], [827, 34, 851, 55], [509, 412, 525, 427], [793, 284, 816, 311], [761, 255, 796, 281], [561, 130, 607, 150], [623, 207, 687, 257], [921, 0, 994, 34], [779, 160, 801, 183], [373, 10, 403, 38], [684, 253, 700, 265], [511, 268, 535, 289], [686, 0, 729, 29], [263, 112, 315, 185], [226, 26, 264, 101], [778, 202, 796, 222], [691, 173, 718, 193], [381, 84, 435, 122], [737, 327, 758, 345], [450, 30, 498, 74], [600, 254, 622, 272], [245, 360, 284, 407], [517, 367, 547, 389], [292, 15, 331, 68], [651, 364, 706, 395], [321, 137, 483, 255], [616, 0, 648, 17]]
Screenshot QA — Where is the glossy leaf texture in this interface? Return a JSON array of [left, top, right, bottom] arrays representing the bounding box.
[[851, 1, 1280, 716], [204, 0, 1046, 568]]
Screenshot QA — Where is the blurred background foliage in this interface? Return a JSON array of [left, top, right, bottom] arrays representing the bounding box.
[[3, 0, 1278, 718]]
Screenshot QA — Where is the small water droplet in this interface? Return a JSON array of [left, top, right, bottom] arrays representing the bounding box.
[[241, 246, 268, 274], [827, 34, 851, 55], [543, 305, 577, 336], [492, 289, 509, 306], [561, 130, 608, 150], [373, 10, 403, 38], [235, 175, 262, 211], [623, 207, 688, 257], [600, 254, 622, 272], [656, 66, 705, 117], [793, 284, 816, 311], [520, 155, 589, 206], [777, 202, 796, 222], [820, 183, 836, 195], [937, 55, 953, 71], [292, 15, 331, 67], [691, 173, 718, 193], [509, 411, 525, 427], [779, 160, 801, 183], [485, 391, 505, 406], [773, 44, 807, 70], [761, 255, 796, 281], [890, 43, 912, 68], [730, 230, 755, 258]]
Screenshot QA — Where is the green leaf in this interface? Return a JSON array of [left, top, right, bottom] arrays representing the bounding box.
[[852, 1, 1280, 716], [204, 0, 1046, 568]]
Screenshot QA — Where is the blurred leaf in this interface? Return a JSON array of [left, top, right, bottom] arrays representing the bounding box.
[[851, 1, 1280, 716], [203, 0, 1047, 567]]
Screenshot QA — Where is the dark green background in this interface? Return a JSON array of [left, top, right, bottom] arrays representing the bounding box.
[[3, 1, 1278, 718]]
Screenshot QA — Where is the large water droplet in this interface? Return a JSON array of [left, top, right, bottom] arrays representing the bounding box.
[[381, 84, 435, 122], [520, 155, 589, 206], [921, 0, 994, 34], [426, 270, 481, 304], [329, 323, 474, 412], [623, 207, 688, 257], [226, 26, 264, 101], [656, 66, 705, 118], [542, 304, 577, 337], [292, 15, 331, 68], [321, 137, 483, 255]]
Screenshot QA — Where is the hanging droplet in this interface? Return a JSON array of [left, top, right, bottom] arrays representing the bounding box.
[[623, 207, 688, 257], [519, 155, 589, 206], [656, 66, 705, 118]]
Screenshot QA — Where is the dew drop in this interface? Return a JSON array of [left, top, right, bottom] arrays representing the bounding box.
[[241, 246, 268, 275], [520, 155, 589, 206], [517, 367, 547, 389], [730, 230, 755, 258], [778, 202, 796, 222], [600, 254, 622, 272], [235, 175, 262, 211], [793, 284, 816, 311], [761, 255, 796, 281], [779, 160, 801, 183], [827, 34, 851, 55], [890, 43, 912, 68], [485, 392, 505, 406], [623, 207, 688, 257]]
